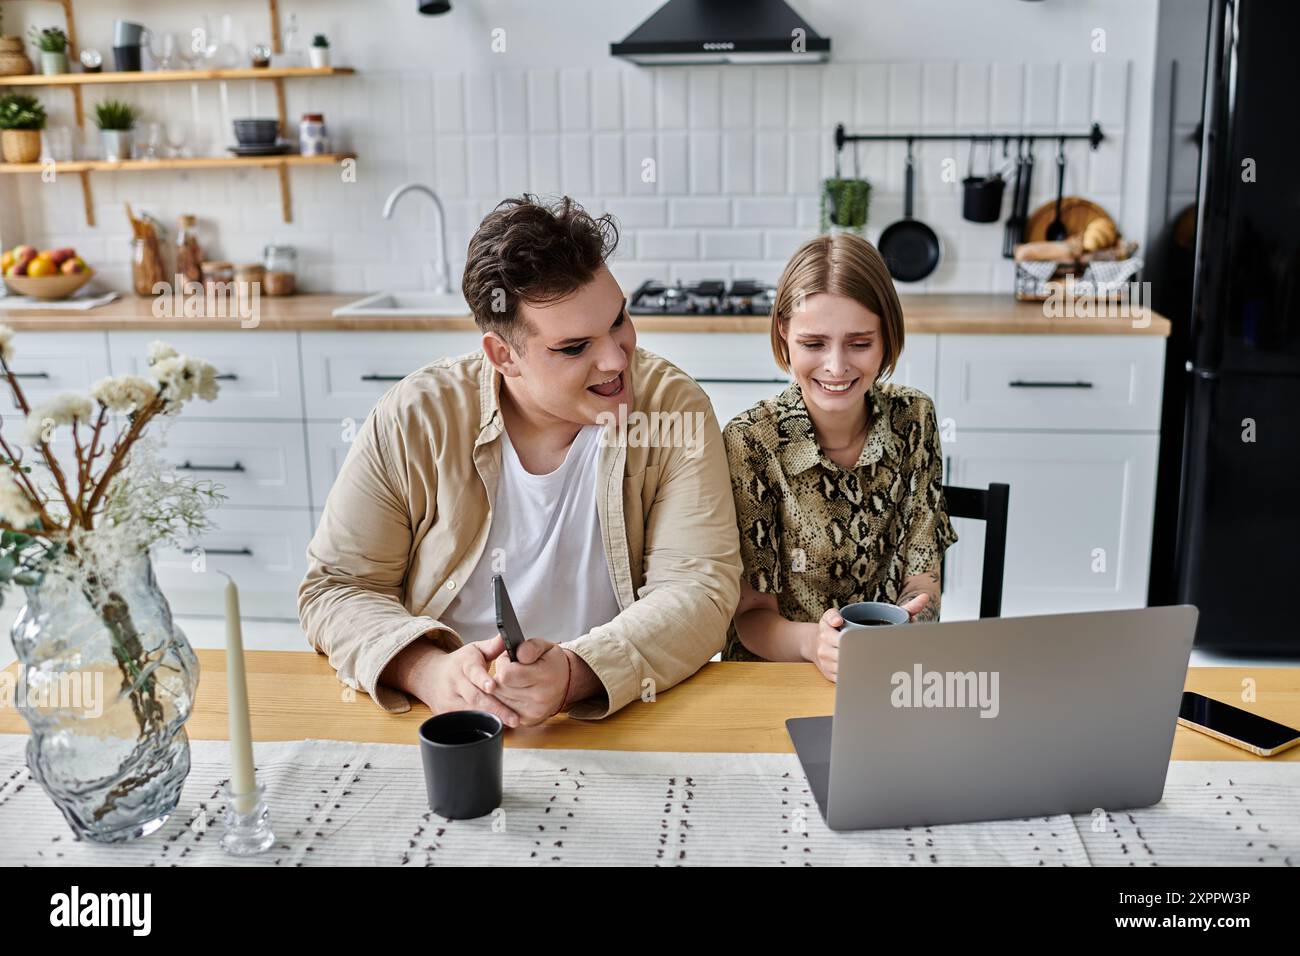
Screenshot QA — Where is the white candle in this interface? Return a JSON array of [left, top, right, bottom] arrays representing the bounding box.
[[224, 574, 257, 813]]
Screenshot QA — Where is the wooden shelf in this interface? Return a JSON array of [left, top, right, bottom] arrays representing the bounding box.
[[0, 66, 356, 87], [0, 153, 356, 174], [0, 0, 354, 226]]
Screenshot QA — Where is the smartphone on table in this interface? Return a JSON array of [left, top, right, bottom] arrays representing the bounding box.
[[1177, 691, 1300, 757]]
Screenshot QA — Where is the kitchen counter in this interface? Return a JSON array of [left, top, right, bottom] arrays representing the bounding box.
[[0, 292, 1171, 336]]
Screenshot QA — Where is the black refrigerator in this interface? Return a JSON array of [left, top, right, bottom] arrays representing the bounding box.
[[1172, 0, 1300, 652]]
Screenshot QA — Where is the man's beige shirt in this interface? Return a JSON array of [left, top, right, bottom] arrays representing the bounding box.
[[299, 346, 741, 719]]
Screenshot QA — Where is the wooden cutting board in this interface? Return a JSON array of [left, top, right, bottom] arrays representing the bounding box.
[[1024, 196, 1114, 242]]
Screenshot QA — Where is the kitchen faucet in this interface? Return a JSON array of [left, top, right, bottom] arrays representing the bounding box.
[[381, 182, 452, 294]]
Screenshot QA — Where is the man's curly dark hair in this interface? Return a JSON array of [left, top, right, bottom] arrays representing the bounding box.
[[461, 195, 619, 349]]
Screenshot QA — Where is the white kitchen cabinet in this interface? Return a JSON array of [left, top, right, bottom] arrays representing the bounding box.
[[150, 420, 311, 509], [152, 507, 314, 619], [935, 334, 1165, 432], [0, 331, 110, 413], [108, 330, 304, 420], [300, 330, 482, 421], [939, 431, 1159, 621]]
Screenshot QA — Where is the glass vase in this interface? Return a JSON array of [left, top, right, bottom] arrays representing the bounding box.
[[9, 551, 199, 843]]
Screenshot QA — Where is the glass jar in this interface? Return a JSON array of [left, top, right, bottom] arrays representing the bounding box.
[[131, 235, 164, 296], [263, 244, 297, 296], [234, 263, 264, 299], [299, 112, 328, 156], [175, 214, 203, 284], [201, 260, 234, 295]]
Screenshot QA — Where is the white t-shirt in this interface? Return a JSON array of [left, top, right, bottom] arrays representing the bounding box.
[[439, 423, 622, 644]]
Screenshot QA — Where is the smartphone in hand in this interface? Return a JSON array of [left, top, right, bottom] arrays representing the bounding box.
[[493, 574, 525, 663]]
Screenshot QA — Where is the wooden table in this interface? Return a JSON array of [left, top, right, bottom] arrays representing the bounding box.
[[4, 650, 1296, 761]]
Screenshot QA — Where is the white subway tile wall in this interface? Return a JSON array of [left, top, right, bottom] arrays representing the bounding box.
[[7, 61, 1130, 295]]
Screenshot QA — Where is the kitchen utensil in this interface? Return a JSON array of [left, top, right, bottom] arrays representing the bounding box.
[[3, 270, 95, 301], [962, 138, 1006, 223], [1002, 142, 1025, 258], [878, 141, 941, 283], [1005, 140, 1035, 255], [1046, 141, 1068, 240], [1023, 197, 1114, 244]]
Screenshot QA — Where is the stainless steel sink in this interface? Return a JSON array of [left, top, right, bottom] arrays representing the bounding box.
[[332, 291, 470, 317]]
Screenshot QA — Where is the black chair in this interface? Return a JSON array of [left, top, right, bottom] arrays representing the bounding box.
[[940, 482, 1010, 619]]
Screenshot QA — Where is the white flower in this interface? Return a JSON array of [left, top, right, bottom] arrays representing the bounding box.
[[22, 393, 94, 445], [147, 340, 178, 364], [0, 325, 14, 364], [91, 374, 158, 413], [151, 355, 220, 405], [0, 471, 38, 526]]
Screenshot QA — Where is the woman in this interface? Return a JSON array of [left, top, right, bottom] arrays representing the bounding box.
[[723, 233, 958, 681]]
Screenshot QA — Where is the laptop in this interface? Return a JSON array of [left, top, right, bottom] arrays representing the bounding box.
[[786, 605, 1199, 831]]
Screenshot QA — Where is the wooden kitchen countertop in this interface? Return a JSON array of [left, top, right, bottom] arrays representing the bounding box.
[[1, 649, 1287, 760], [0, 292, 1171, 336]]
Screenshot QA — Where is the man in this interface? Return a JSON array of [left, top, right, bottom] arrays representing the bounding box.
[[299, 195, 740, 725]]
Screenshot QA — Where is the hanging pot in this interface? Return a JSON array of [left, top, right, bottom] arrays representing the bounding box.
[[962, 139, 1006, 223]]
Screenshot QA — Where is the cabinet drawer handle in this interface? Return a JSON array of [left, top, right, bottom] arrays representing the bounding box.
[[202, 547, 253, 556], [1007, 379, 1094, 389], [177, 460, 245, 472], [693, 376, 789, 385], [360, 374, 405, 382], [10, 371, 51, 379], [215, 373, 239, 381]]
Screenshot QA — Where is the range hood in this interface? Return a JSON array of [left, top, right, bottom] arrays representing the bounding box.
[[611, 0, 830, 65]]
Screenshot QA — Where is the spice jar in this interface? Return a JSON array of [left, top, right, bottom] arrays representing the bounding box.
[[262, 244, 297, 296], [299, 112, 329, 156], [201, 260, 234, 295], [175, 214, 203, 284], [131, 235, 164, 296]]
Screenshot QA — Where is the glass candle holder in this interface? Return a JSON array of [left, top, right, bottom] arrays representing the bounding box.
[[220, 780, 275, 856]]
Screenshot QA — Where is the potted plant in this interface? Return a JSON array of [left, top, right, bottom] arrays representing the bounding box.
[[0, 92, 45, 164], [308, 33, 330, 68], [93, 99, 137, 162], [28, 25, 68, 75], [820, 177, 872, 235], [0, 10, 35, 77], [0, 330, 224, 842]]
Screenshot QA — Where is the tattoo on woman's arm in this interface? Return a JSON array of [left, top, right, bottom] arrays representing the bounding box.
[[898, 589, 940, 623]]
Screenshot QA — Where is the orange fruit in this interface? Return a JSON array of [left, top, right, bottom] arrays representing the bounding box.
[[26, 256, 57, 278]]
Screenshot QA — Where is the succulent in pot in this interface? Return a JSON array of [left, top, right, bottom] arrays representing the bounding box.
[[308, 33, 330, 68], [93, 99, 137, 162], [0, 92, 46, 164]]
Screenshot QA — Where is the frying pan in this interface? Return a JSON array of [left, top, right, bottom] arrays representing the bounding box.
[[878, 141, 941, 283]]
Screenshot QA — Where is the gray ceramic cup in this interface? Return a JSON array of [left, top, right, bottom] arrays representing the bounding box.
[[838, 601, 910, 632]]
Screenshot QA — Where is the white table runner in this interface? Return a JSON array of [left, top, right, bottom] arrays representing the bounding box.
[[0, 735, 1296, 866]]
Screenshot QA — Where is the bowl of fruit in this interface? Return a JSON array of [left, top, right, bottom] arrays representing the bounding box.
[[2, 245, 94, 300]]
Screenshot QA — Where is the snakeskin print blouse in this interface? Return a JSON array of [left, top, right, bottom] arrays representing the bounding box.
[[722, 381, 958, 662]]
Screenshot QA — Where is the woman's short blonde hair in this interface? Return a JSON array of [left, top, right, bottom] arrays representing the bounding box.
[[769, 233, 905, 379]]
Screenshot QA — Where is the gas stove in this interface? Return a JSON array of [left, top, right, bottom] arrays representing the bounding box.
[[627, 279, 775, 316]]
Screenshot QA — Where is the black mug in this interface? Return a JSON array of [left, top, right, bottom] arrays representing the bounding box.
[[418, 710, 503, 819]]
